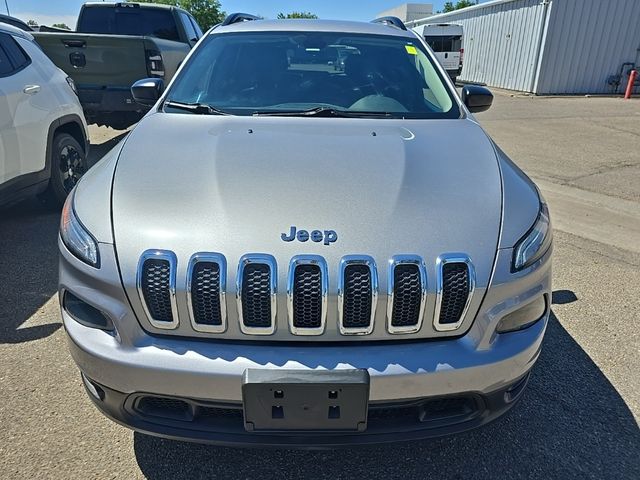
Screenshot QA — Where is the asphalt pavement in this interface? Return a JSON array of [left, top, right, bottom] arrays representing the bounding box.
[[0, 92, 638, 479]]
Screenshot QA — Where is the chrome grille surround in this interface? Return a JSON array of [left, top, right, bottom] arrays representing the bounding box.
[[386, 255, 428, 334], [236, 254, 277, 335], [135, 251, 478, 338], [137, 249, 179, 330], [287, 255, 328, 336], [186, 253, 227, 334], [337, 255, 378, 335], [433, 253, 476, 332]]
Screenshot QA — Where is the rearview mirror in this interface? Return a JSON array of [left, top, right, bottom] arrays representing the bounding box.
[[461, 85, 493, 113], [131, 78, 164, 107]]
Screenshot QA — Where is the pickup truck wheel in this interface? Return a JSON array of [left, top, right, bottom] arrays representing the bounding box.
[[47, 133, 87, 205]]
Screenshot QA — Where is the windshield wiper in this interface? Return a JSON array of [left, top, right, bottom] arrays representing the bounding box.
[[252, 107, 392, 118], [164, 100, 230, 115]]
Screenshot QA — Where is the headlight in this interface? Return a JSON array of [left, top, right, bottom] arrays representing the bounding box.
[[60, 192, 100, 268], [513, 200, 552, 271]]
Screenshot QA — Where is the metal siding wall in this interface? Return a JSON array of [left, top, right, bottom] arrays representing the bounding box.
[[536, 0, 640, 94], [420, 0, 547, 92]]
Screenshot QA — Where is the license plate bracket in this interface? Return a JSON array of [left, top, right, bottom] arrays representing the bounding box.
[[242, 369, 370, 432]]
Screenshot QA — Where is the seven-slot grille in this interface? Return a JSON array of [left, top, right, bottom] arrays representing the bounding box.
[[343, 266, 372, 328], [338, 256, 377, 335], [187, 253, 227, 333], [386, 256, 427, 334], [293, 265, 322, 327], [192, 263, 221, 324], [237, 255, 277, 335], [137, 250, 178, 329], [241, 265, 272, 327], [434, 255, 475, 332], [142, 260, 172, 321], [288, 256, 328, 335], [137, 252, 475, 336], [391, 265, 422, 326]]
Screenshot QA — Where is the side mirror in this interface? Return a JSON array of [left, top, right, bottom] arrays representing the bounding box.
[[131, 78, 164, 107], [461, 85, 493, 113]]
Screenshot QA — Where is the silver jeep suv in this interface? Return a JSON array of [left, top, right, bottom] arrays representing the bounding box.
[[58, 14, 552, 447]]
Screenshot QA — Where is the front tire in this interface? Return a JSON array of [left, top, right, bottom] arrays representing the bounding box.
[[46, 133, 87, 205]]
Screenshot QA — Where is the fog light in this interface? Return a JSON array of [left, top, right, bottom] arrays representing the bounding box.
[[63, 291, 114, 331], [496, 295, 547, 333]]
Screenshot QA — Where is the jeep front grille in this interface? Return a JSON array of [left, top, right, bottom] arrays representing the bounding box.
[[287, 256, 328, 335], [187, 253, 227, 333], [237, 254, 277, 335], [434, 254, 475, 332], [137, 250, 178, 329], [338, 256, 378, 335], [387, 256, 427, 334], [136, 251, 476, 337]]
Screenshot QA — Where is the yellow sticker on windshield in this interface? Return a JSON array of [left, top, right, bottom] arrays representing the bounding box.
[[405, 45, 418, 55]]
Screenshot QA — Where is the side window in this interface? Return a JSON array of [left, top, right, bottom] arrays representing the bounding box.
[[0, 40, 12, 75], [179, 12, 197, 42], [189, 15, 202, 38], [0, 33, 31, 76]]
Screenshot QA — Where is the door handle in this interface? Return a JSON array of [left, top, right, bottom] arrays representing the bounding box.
[[62, 39, 86, 48], [23, 85, 41, 95]]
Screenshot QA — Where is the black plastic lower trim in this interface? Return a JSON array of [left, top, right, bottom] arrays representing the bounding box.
[[81, 371, 531, 448]]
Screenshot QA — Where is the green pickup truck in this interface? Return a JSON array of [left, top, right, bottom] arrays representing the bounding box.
[[33, 2, 202, 129]]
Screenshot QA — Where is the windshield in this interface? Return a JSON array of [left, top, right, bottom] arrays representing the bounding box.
[[165, 31, 459, 118], [79, 8, 179, 41]]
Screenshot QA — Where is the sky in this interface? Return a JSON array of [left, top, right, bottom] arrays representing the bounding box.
[[6, 1, 463, 28]]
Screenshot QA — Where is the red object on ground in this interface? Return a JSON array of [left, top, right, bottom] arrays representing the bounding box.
[[624, 69, 637, 99]]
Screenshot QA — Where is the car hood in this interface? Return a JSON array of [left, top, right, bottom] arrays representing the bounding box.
[[112, 113, 502, 338]]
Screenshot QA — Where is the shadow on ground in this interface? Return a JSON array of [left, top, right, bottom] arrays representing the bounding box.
[[0, 199, 61, 343], [0, 133, 126, 344], [134, 313, 639, 479]]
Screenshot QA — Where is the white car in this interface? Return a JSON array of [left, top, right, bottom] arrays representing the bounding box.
[[0, 23, 88, 206]]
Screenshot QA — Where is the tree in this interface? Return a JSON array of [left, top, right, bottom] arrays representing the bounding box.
[[132, 0, 225, 30], [52, 23, 70, 30], [276, 12, 318, 19], [27, 19, 38, 27], [443, 1, 477, 13]]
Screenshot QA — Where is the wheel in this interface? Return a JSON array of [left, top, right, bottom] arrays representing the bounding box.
[[46, 133, 87, 206]]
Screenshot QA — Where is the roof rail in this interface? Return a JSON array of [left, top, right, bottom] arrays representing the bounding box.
[[371, 16, 407, 31], [221, 13, 260, 26]]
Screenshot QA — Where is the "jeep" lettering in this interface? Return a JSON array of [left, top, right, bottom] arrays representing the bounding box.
[[281, 226, 338, 246]]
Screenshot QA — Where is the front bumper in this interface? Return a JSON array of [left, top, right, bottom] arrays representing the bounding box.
[[60, 239, 551, 445], [65, 308, 545, 403], [64, 305, 546, 445]]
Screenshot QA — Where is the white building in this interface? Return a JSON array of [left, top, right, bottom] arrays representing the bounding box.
[[409, 0, 640, 95], [377, 3, 433, 23]]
